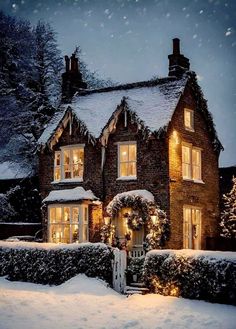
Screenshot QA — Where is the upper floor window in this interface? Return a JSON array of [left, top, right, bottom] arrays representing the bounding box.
[[182, 143, 202, 181], [184, 108, 194, 131], [54, 145, 84, 182], [118, 142, 137, 179]]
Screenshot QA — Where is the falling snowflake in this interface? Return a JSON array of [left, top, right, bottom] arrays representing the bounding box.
[[193, 34, 197, 39], [199, 10, 203, 14], [225, 28, 232, 36]]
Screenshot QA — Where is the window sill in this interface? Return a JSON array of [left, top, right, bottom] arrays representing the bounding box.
[[183, 178, 205, 184], [116, 176, 137, 181], [51, 178, 83, 184]]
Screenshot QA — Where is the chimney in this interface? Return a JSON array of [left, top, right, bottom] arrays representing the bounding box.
[[62, 53, 87, 101], [168, 38, 190, 78]]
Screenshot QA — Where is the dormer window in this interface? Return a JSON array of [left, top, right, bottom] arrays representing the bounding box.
[[54, 145, 84, 182], [117, 142, 137, 180], [184, 108, 194, 131]]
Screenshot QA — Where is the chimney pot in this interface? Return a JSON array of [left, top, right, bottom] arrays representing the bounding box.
[[173, 38, 180, 55]]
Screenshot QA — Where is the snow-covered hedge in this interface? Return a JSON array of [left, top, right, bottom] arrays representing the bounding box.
[[0, 242, 113, 285], [143, 249, 236, 305]]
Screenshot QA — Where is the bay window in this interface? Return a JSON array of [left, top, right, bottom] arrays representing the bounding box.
[[54, 145, 84, 182], [182, 143, 202, 181], [48, 204, 89, 243], [118, 142, 137, 179]]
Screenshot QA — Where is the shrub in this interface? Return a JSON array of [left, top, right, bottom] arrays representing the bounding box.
[[0, 242, 113, 285], [143, 250, 236, 305]]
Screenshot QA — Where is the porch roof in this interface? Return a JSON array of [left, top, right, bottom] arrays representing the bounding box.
[[43, 187, 99, 203]]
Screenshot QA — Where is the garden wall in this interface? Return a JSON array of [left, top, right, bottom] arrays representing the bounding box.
[[0, 241, 113, 285], [143, 249, 236, 305]]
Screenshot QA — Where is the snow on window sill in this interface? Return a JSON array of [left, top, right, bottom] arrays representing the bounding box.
[[116, 176, 137, 181], [51, 178, 83, 184], [183, 178, 205, 184]]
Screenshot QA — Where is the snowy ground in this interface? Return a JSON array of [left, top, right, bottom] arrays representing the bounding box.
[[0, 275, 235, 329]]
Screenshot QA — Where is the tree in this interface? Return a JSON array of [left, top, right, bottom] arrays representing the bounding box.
[[220, 176, 236, 239], [73, 46, 115, 89]]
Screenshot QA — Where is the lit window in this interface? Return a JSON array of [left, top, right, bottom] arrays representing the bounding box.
[[183, 206, 201, 249], [184, 108, 194, 131], [118, 143, 137, 178], [53, 145, 84, 181], [182, 144, 202, 181], [48, 204, 88, 243]]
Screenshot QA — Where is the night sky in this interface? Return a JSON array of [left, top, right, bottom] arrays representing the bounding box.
[[1, 0, 236, 167]]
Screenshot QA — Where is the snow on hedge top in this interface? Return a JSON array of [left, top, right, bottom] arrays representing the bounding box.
[[0, 241, 108, 251], [43, 186, 98, 203], [0, 161, 32, 180], [39, 77, 187, 144], [147, 249, 236, 262]]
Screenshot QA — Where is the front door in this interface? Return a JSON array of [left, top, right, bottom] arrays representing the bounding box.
[[183, 206, 201, 249]]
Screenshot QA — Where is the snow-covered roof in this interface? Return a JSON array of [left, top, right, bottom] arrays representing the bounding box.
[[0, 161, 33, 180], [43, 186, 99, 203], [39, 76, 188, 145]]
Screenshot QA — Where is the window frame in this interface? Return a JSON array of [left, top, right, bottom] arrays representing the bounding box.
[[117, 141, 137, 180], [53, 144, 85, 183], [182, 142, 203, 183], [48, 203, 89, 243], [183, 205, 202, 249], [184, 108, 194, 132]]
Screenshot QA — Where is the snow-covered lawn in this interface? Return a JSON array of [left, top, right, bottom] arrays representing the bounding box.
[[0, 275, 235, 329]]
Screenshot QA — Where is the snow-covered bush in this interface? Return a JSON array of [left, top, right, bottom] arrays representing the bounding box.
[[220, 176, 236, 239], [143, 250, 236, 305], [0, 193, 16, 222], [0, 242, 113, 285]]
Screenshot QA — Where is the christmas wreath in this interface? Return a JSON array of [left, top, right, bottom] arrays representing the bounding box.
[[124, 212, 145, 231]]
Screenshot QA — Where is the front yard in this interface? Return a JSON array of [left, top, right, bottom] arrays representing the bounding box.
[[0, 274, 235, 329]]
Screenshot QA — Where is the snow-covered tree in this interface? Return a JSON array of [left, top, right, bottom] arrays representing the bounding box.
[[220, 176, 236, 239]]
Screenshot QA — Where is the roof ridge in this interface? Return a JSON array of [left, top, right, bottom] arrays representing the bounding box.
[[73, 76, 182, 98]]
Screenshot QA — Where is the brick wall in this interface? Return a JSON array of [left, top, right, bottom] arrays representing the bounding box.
[[167, 85, 220, 249]]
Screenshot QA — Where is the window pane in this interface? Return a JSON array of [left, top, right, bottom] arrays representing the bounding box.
[[55, 208, 62, 223], [72, 207, 79, 223], [62, 225, 70, 243], [72, 224, 79, 242], [64, 150, 70, 164], [192, 149, 201, 180], [63, 207, 70, 222], [50, 208, 56, 222], [120, 162, 128, 177], [129, 144, 136, 161], [55, 153, 61, 166], [182, 146, 191, 179], [64, 164, 71, 179], [72, 148, 84, 178], [83, 224, 88, 242], [120, 145, 129, 162], [184, 110, 191, 128], [51, 225, 62, 243], [192, 149, 200, 165], [54, 168, 61, 181], [128, 162, 136, 176]]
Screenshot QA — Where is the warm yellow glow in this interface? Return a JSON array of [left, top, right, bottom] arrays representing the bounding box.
[[151, 215, 157, 224], [104, 216, 111, 225], [172, 130, 180, 145]]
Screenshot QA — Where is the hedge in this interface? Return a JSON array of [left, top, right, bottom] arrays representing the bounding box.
[[0, 241, 113, 285], [143, 249, 236, 305]]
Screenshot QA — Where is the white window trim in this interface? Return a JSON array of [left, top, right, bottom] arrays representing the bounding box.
[[53, 145, 85, 183], [182, 142, 203, 183], [183, 205, 202, 249], [48, 203, 89, 243], [117, 141, 137, 180], [184, 108, 194, 132]]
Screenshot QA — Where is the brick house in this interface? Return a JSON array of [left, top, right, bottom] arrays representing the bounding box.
[[38, 39, 222, 252]]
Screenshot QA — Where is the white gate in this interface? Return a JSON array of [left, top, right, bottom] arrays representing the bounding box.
[[112, 249, 127, 293]]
